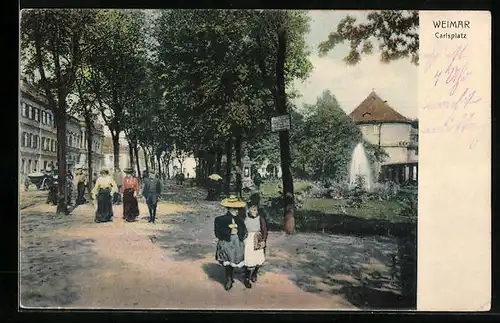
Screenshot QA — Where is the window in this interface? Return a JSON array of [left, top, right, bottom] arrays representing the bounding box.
[[33, 135, 38, 149], [41, 137, 45, 151], [27, 134, 33, 148], [21, 103, 27, 117], [28, 160, 32, 173], [34, 108, 40, 122], [21, 159, 25, 174], [34, 160, 38, 172], [43, 160, 48, 170], [28, 105, 33, 119], [21, 132, 26, 147], [42, 111, 47, 124]]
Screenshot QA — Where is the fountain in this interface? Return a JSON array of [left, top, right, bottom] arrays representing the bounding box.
[[349, 142, 373, 191]]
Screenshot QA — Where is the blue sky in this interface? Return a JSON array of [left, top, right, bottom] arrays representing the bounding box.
[[293, 10, 418, 120]]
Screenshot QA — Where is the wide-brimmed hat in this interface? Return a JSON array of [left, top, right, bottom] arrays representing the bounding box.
[[123, 167, 134, 174], [221, 195, 246, 208], [100, 168, 109, 175], [208, 173, 222, 181]]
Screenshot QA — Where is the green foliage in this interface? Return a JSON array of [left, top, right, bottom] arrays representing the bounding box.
[[369, 181, 401, 201], [294, 90, 363, 181], [347, 174, 368, 208], [318, 10, 419, 65], [397, 188, 418, 219]]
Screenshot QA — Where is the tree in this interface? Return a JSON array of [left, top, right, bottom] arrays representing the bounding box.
[[21, 9, 96, 214], [317, 10, 418, 181], [70, 64, 100, 195], [296, 90, 362, 181], [318, 10, 419, 65], [247, 10, 312, 233], [85, 9, 148, 170]]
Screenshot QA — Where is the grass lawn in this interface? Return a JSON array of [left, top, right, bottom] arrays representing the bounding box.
[[301, 198, 408, 223], [259, 180, 313, 198]]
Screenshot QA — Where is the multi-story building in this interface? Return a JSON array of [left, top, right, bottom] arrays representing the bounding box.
[[349, 90, 418, 183], [19, 79, 105, 180]]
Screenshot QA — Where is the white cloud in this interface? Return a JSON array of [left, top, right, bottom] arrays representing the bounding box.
[[293, 10, 419, 120], [293, 53, 418, 119]]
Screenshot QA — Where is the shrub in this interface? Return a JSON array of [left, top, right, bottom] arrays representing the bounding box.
[[346, 174, 368, 208], [370, 181, 401, 201], [326, 180, 350, 199], [397, 188, 418, 219], [304, 182, 329, 198]]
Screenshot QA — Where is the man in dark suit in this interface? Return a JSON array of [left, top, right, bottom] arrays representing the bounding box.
[[142, 171, 162, 223]]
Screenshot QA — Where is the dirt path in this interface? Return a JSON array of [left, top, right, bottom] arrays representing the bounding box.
[[20, 185, 405, 310]]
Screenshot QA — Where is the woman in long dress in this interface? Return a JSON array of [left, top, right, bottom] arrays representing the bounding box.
[[243, 193, 268, 288], [91, 168, 118, 223], [121, 168, 140, 222], [214, 195, 248, 291]]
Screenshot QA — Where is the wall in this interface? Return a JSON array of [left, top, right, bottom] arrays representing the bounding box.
[[19, 96, 57, 177], [19, 94, 106, 179], [358, 122, 416, 165]]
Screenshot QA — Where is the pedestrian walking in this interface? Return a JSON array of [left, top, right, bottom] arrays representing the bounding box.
[[214, 195, 248, 291], [121, 167, 141, 222], [113, 168, 124, 205], [75, 168, 88, 205], [91, 168, 118, 223], [242, 193, 268, 289], [206, 173, 222, 201], [142, 171, 162, 224]]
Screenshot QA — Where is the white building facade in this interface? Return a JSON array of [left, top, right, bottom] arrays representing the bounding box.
[[20, 80, 105, 180], [349, 91, 418, 183]]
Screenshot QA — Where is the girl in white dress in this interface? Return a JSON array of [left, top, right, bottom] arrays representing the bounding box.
[[243, 195, 268, 289]]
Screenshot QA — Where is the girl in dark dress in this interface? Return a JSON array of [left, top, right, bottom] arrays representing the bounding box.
[[214, 195, 248, 291], [91, 168, 118, 223], [121, 168, 140, 222]]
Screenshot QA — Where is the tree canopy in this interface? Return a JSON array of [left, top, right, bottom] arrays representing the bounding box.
[[318, 10, 419, 65]]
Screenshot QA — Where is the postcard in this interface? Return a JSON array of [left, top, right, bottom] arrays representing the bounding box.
[[18, 9, 490, 311]]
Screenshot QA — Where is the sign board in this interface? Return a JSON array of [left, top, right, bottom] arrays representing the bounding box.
[[271, 115, 291, 132]]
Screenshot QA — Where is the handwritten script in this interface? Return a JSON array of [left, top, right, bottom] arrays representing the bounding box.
[[422, 44, 483, 149]]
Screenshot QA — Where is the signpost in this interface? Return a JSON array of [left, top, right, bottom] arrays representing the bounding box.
[[271, 115, 291, 132]]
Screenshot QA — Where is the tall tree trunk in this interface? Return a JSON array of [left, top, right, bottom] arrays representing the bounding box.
[[111, 132, 120, 171], [157, 154, 162, 179], [55, 109, 68, 214], [178, 156, 184, 175], [224, 138, 233, 196], [85, 117, 93, 195], [128, 140, 134, 169], [235, 135, 243, 198], [215, 150, 222, 175], [142, 145, 149, 173], [150, 150, 156, 172], [276, 21, 295, 234], [166, 156, 170, 178], [133, 142, 141, 180]]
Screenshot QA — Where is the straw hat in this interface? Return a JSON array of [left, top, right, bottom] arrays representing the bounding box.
[[100, 168, 109, 175], [123, 167, 134, 174], [208, 173, 222, 181], [221, 195, 246, 208]]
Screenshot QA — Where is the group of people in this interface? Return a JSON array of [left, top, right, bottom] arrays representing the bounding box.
[[214, 193, 268, 291], [90, 167, 162, 224]]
